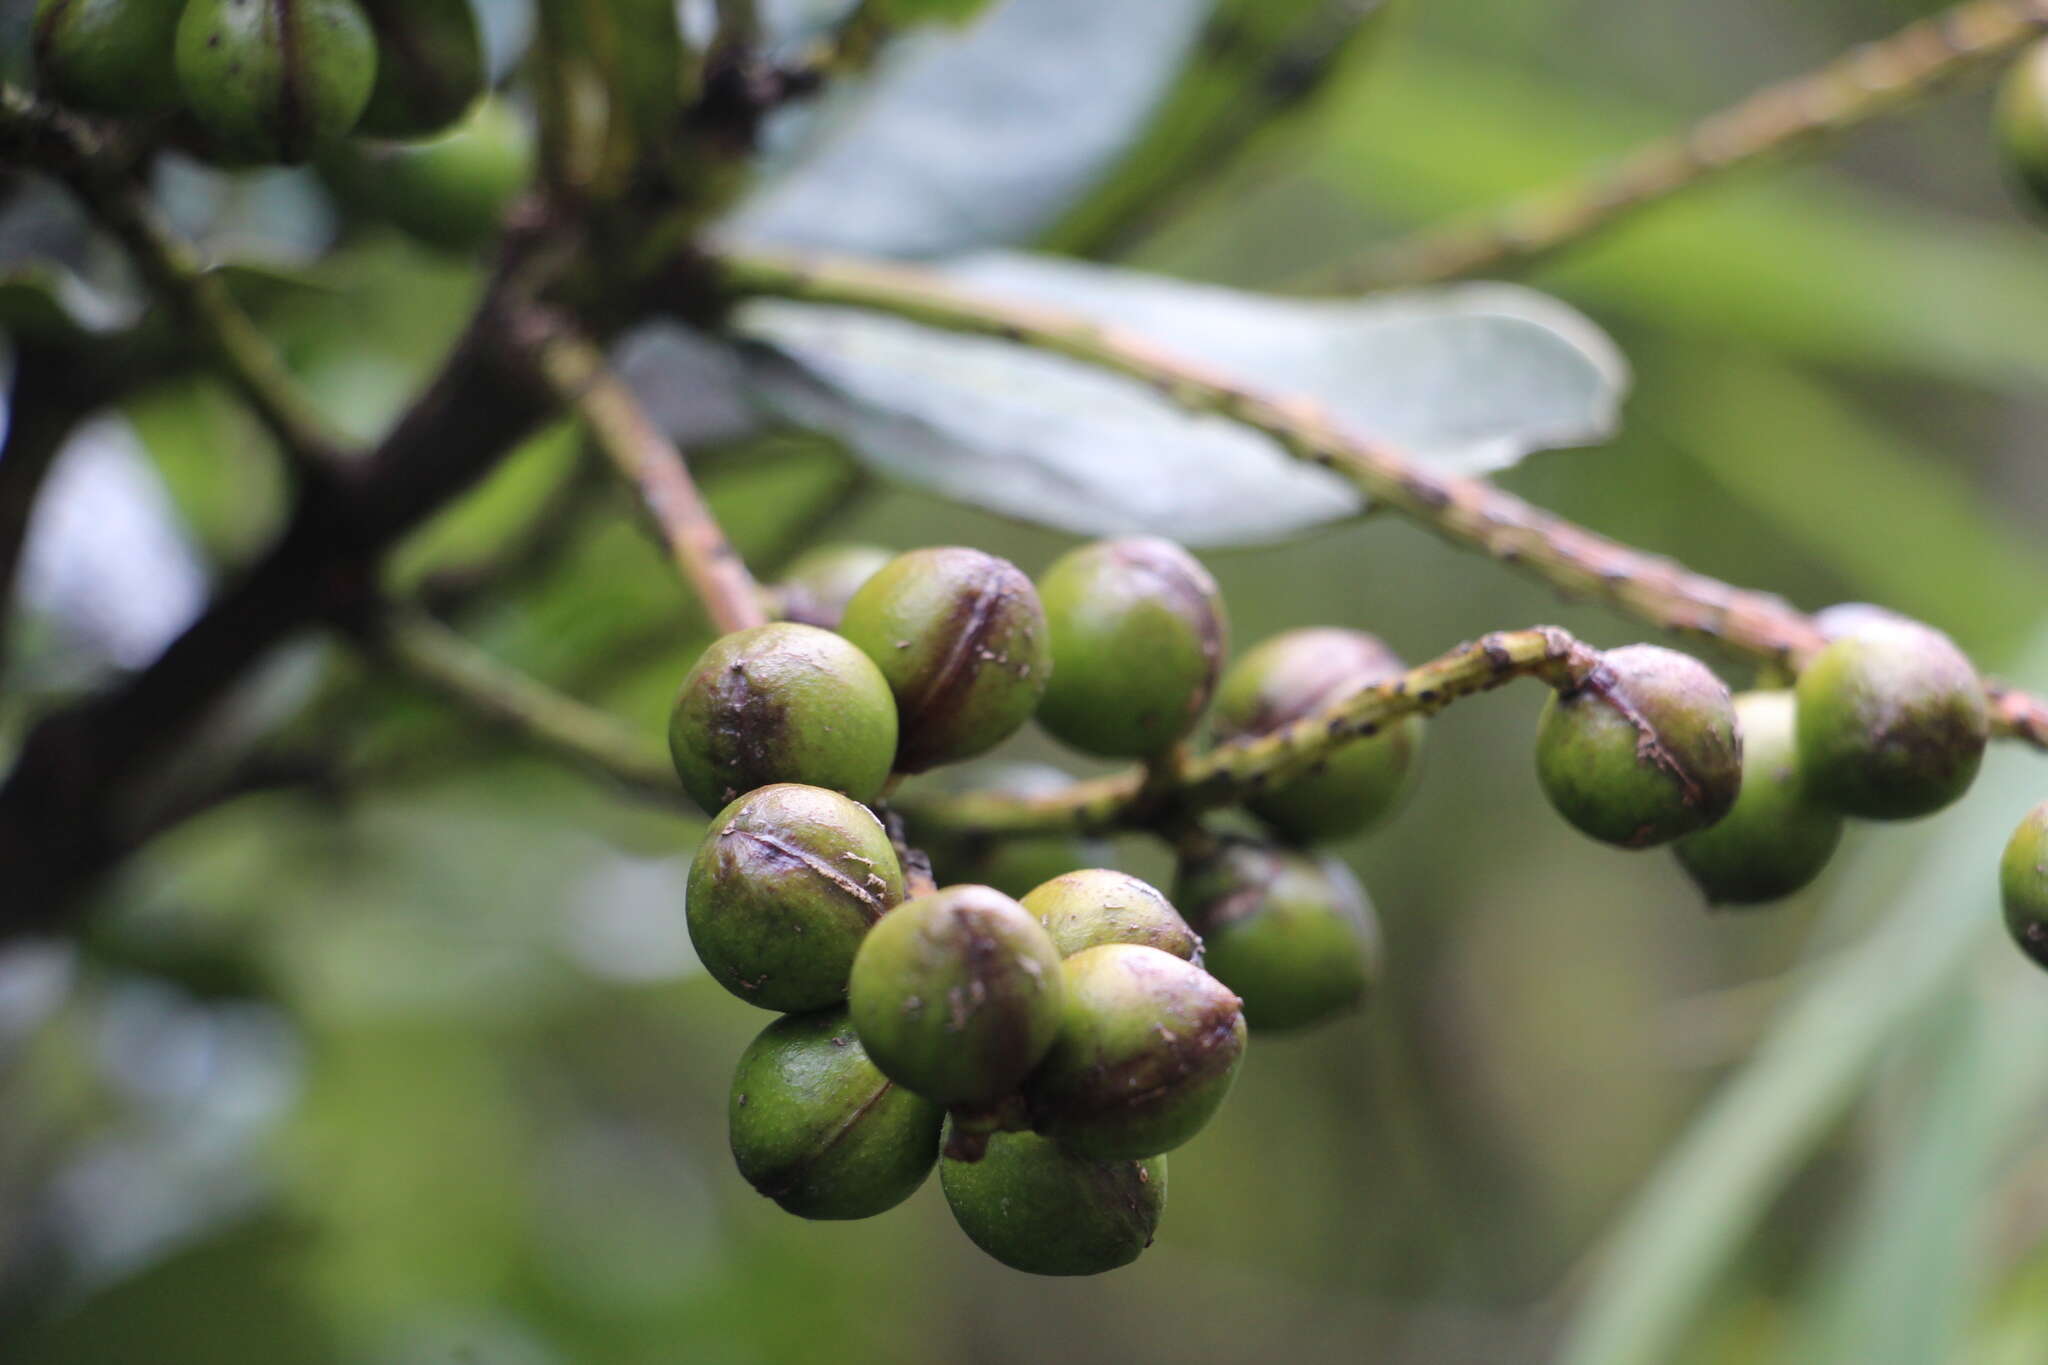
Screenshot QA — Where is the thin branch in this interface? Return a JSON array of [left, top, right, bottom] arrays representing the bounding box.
[[712, 245, 2048, 752], [535, 326, 768, 634], [1308, 0, 2048, 292], [0, 87, 352, 479], [0, 349, 88, 686]]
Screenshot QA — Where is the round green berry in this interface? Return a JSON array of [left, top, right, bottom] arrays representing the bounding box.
[[1534, 644, 1743, 848], [354, 0, 485, 140], [1814, 601, 1910, 641], [940, 1127, 1166, 1276], [175, 0, 378, 164], [2001, 802, 2048, 970], [687, 784, 906, 1012], [1998, 39, 2048, 217], [729, 1009, 944, 1220], [1673, 691, 1844, 906], [839, 546, 1050, 772], [1024, 943, 1245, 1160], [318, 96, 531, 253], [847, 885, 1065, 1107], [1212, 627, 1423, 843], [33, 0, 183, 117], [1020, 868, 1200, 961], [775, 543, 895, 629], [1036, 538, 1226, 758], [668, 622, 898, 814], [908, 763, 1113, 900], [1795, 619, 1987, 821]]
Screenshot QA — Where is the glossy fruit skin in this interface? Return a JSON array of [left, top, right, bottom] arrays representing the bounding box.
[[730, 1009, 944, 1220], [1535, 644, 1743, 848], [1998, 39, 2048, 217], [1174, 840, 1380, 1032], [1212, 627, 1424, 843], [1794, 619, 1987, 821], [354, 0, 484, 139], [940, 1127, 1166, 1276], [776, 544, 895, 629], [687, 784, 906, 1012], [1036, 538, 1226, 758], [1674, 691, 1844, 906], [669, 623, 898, 815], [34, 0, 183, 116], [847, 885, 1065, 1107], [175, 0, 378, 164], [1020, 869, 1199, 962], [2000, 802, 2048, 970], [1813, 602, 1910, 641], [839, 546, 1051, 772], [1024, 943, 1245, 1160], [318, 96, 531, 253]]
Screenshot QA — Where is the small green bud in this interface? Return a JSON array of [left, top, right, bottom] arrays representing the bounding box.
[[1795, 619, 1987, 820], [354, 0, 485, 140], [775, 544, 896, 629], [1036, 537, 1227, 758], [1673, 692, 1844, 906], [1212, 627, 1424, 843], [317, 96, 532, 253], [1534, 644, 1743, 848], [730, 1009, 944, 1220], [34, 0, 183, 117], [687, 784, 906, 1012], [1025, 943, 1246, 1160], [175, 0, 378, 164], [1020, 868, 1200, 961], [669, 622, 898, 814], [1174, 839, 1379, 1032], [848, 885, 1065, 1107], [1997, 39, 2048, 218], [940, 1127, 1166, 1276], [839, 546, 1050, 772], [2000, 802, 2048, 971]]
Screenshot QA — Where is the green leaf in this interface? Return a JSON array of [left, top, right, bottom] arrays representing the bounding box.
[[736, 251, 1625, 544]]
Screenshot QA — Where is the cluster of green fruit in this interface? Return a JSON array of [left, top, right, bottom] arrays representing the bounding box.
[[33, 0, 528, 251]]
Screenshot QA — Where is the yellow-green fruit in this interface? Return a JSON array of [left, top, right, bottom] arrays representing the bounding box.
[[729, 1010, 944, 1220], [355, 0, 484, 139], [33, 0, 183, 116], [1212, 627, 1424, 843], [1024, 943, 1245, 1160], [2000, 802, 2048, 971], [1997, 39, 2048, 217], [1020, 868, 1199, 961], [318, 96, 531, 253], [686, 784, 906, 1013], [1673, 692, 1844, 906], [940, 1128, 1166, 1276], [1795, 619, 1987, 821], [776, 543, 895, 629], [668, 623, 898, 814], [1036, 538, 1226, 758], [839, 546, 1051, 772], [174, 0, 377, 164], [847, 885, 1065, 1107], [1534, 644, 1743, 849], [1174, 840, 1379, 1032]]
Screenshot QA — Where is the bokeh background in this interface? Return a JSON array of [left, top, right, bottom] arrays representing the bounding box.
[[5, 1, 2048, 1362]]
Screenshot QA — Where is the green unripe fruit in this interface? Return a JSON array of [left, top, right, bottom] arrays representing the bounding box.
[[1814, 601, 1910, 641], [847, 885, 1065, 1107], [1534, 644, 1743, 848], [687, 784, 906, 1012], [354, 0, 484, 139], [1673, 692, 1844, 906], [2000, 802, 2048, 970], [1036, 537, 1227, 758], [910, 763, 1113, 900], [729, 1009, 944, 1220], [839, 546, 1051, 772], [1997, 39, 2048, 217], [1020, 868, 1199, 962], [1024, 943, 1246, 1160], [940, 1128, 1166, 1276], [33, 0, 183, 117], [175, 0, 378, 164], [669, 622, 898, 814], [1795, 619, 1988, 821], [317, 96, 530, 253], [776, 543, 895, 629], [1212, 627, 1424, 843], [1174, 840, 1379, 1032]]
